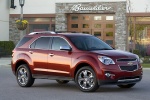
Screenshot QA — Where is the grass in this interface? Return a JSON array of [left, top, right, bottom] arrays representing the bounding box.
[[141, 63, 150, 68]]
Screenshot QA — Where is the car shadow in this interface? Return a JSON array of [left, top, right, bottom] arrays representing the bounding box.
[[31, 80, 141, 93]]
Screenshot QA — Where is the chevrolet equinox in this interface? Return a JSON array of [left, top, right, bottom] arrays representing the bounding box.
[[11, 31, 142, 92]]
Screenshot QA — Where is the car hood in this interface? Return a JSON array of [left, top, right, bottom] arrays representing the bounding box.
[[91, 50, 137, 58]]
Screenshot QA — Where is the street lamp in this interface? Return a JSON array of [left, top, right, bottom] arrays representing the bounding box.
[[19, 0, 25, 20]]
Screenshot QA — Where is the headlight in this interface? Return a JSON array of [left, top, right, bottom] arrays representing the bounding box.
[[135, 55, 141, 63], [98, 56, 115, 65]]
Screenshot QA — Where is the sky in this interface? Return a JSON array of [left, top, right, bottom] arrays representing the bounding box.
[[129, 0, 150, 12]]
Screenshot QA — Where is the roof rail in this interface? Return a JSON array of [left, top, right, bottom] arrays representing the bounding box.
[[28, 31, 56, 35], [55, 31, 77, 33]]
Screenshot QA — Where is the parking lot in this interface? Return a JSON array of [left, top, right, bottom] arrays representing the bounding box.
[[0, 61, 150, 100]]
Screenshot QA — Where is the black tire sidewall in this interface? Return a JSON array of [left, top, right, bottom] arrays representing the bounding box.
[[16, 64, 34, 87], [75, 66, 99, 92]]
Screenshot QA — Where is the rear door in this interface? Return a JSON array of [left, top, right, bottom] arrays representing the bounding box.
[[29, 37, 51, 75]]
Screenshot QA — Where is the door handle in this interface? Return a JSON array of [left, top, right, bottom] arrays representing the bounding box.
[[29, 51, 33, 54], [49, 53, 54, 57]]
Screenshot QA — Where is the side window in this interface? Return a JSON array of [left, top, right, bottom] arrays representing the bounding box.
[[16, 37, 32, 48], [52, 37, 69, 50], [30, 37, 50, 49]]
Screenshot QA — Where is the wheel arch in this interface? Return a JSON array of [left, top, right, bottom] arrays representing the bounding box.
[[15, 60, 30, 74], [73, 62, 99, 79]]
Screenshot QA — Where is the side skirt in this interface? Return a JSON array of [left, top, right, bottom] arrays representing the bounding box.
[[32, 74, 74, 81]]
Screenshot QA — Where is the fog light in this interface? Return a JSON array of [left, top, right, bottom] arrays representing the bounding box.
[[105, 72, 115, 79], [105, 73, 111, 77]]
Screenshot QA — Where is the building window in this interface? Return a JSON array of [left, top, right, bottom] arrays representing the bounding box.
[[25, 17, 55, 33], [52, 18, 55, 22], [94, 32, 101, 36], [71, 16, 78, 20], [83, 16, 90, 20], [26, 18, 51, 22], [136, 17, 150, 21], [106, 16, 114, 20], [106, 32, 113, 36], [29, 24, 50, 32], [94, 24, 101, 28], [51, 24, 55, 31], [83, 24, 89, 28], [94, 16, 102, 20], [106, 24, 113, 28], [71, 24, 78, 28]]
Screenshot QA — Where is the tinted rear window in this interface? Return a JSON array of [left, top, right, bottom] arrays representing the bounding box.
[[16, 37, 32, 48]]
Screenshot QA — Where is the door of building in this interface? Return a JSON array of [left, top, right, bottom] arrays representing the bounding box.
[[68, 14, 115, 47]]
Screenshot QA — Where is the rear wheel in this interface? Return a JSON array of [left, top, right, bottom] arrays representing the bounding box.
[[117, 83, 136, 88], [56, 80, 69, 84], [75, 66, 99, 92], [16, 64, 35, 87]]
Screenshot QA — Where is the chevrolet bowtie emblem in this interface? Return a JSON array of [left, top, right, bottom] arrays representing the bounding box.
[[128, 62, 133, 65]]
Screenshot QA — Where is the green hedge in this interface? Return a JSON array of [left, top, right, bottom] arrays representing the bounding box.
[[0, 41, 15, 56], [143, 56, 150, 63], [133, 49, 140, 55]]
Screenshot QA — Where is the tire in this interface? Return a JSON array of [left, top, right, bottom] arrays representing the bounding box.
[[16, 64, 35, 87], [75, 66, 99, 92], [117, 83, 136, 88], [56, 80, 69, 84]]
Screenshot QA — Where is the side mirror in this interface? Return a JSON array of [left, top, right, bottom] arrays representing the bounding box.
[[60, 45, 72, 51]]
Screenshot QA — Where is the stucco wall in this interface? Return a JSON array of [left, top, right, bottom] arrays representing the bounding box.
[[0, 0, 9, 41], [9, 0, 150, 14]]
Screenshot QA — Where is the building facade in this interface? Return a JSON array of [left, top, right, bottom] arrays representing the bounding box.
[[6, 0, 150, 52], [0, 0, 9, 41]]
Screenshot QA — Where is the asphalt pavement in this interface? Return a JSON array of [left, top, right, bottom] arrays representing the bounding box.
[[0, 57, 150, 100]]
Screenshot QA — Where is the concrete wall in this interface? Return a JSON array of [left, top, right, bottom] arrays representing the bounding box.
[[10, 0, 150, 14], [0, 0, 9, 41]]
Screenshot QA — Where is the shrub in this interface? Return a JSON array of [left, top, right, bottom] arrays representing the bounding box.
[[133, 49, 140, 55], [0, 41, 15, 56], [143, 56, 150, 63]]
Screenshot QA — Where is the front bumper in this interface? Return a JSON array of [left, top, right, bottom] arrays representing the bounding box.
[[98, 75, 142, 85]]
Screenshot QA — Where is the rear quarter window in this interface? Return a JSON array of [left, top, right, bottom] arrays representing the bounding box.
[[16, 37, 32, 48]]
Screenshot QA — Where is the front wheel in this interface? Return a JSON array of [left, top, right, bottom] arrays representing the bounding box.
[[16, 64, 35, 87], [117, 83, 136, 88], [75, 66, 99, 92]]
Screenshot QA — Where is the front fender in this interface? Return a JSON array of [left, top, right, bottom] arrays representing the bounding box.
[[71, 55, 102, 79]]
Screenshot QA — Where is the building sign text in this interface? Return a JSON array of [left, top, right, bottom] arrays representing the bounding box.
[[71, 4, 112, 11]]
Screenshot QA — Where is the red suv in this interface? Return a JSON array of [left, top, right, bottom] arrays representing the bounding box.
[[11, 31, 142, 92]]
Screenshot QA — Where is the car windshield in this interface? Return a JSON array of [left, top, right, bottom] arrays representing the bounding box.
[[68, 35, 113, 51]]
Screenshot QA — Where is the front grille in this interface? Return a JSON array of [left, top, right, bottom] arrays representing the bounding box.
[[117, 58, 137, 62], [119, 65, 138, 71]]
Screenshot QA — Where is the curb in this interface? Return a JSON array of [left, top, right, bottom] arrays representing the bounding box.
[[143, 68, 150, 70]]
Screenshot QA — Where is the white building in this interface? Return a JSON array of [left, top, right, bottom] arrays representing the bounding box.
[[1, 0, 150, 52]]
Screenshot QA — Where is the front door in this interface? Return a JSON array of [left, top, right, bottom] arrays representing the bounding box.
[[47, 37, 72, 77]]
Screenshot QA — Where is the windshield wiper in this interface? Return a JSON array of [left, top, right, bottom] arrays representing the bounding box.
[[89, 48, 113, 51], [99, 48, 113, 50]]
